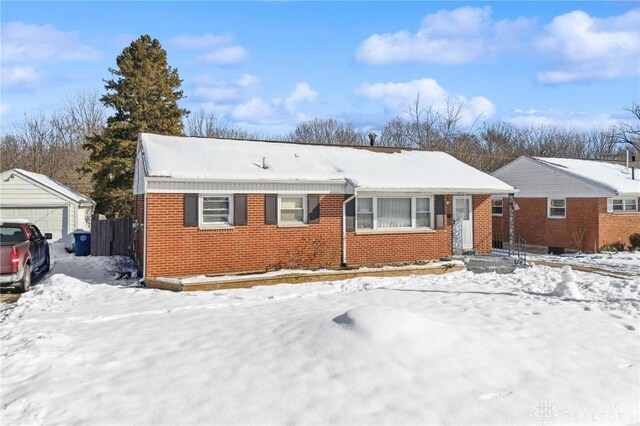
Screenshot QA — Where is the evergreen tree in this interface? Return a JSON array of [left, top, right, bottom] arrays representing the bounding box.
[[83, 35, 188, 217]]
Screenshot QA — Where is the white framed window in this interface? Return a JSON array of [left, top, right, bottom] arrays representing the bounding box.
[[355, 196, 434, 230], [492, 198, 503, 216], [415, 197, 432, 228], [279, 195, 306, 225], [200, 195, 233, 226], [356, 197, 374, 229], [548, 198, 566, 219], [610, 198, 638, 212]]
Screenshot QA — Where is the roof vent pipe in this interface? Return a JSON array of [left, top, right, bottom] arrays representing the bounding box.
[[368, 132, 377, 146]]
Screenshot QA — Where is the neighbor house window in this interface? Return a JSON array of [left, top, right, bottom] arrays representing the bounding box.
[[492, 198, 503, 216], [548, 198, 566, 218], [611, 198, 638, 212], [279, 196, 306, 225], [356, 198, 374, 229], [355, 196, 434, 230], [200, 195, 232, 226]]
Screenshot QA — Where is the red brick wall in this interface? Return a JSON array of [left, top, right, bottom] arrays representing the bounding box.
[[144, 193, 343, 278], [141, 193, 494, 277], [597, 198, 640, 248], [507, 197, 640, 253], [492, 197, 509, 243], [473, 195, 492, 254]]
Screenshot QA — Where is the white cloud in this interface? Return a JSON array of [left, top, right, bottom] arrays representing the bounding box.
[[169, 32, 248, 65], [1, 21, 100, 64], [284, 83, 318, 112], [190, 75, 317, 126], [236, 73, 260, 88], [0, 103, 11, 117], [507, 108, 622, 130], [1, 66, 42, 90], [535, 9, 640, 83], [192, 73, 260, 104], [229, 81, 318, 125], [169, 33, 233, 50], [200, 45, 249, 65], [355, 6, 534, 64], [232, 97, 276, 123], [356, 78, 496, 125]]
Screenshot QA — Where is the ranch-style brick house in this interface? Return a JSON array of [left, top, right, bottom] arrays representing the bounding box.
[[133, 133, 515, 279], [492, 156, 640, 253]]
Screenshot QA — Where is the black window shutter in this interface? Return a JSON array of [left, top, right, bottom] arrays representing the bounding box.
[[345, 195, 355, 232], [184, 194, 198, 227], [265, 194, 277, 225], [435, 195, 445, 229], [308, 195, 320, 224], [234, 194, 247, 226]]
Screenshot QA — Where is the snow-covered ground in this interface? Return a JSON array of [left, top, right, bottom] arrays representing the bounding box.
[[528, 251, 640, 276], [1, 245, 638, 425]]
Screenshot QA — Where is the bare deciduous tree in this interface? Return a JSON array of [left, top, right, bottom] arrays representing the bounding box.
[[288, 118, 368, 145], [0, 91, 105, 195]]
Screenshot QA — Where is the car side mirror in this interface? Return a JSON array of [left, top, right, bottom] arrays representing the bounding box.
[[45, 233, 53, 240]]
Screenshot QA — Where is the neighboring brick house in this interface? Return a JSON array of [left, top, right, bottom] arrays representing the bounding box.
[[134, 133, 515, 279], [492, 156, 640, 253]]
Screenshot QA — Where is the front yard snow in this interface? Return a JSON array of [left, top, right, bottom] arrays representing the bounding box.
[[1, 245, 638, 425]]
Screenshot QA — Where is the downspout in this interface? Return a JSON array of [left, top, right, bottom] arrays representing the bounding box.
[[342, 179, 357, 268], [143, 178, 148, 283]]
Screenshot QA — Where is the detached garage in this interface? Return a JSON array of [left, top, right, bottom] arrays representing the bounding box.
[[0, 169, 95, 241]]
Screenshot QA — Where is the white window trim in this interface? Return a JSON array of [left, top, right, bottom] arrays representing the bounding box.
[[199, 194, 234, 228], [278, 195, 307, 226], [609, 197, 639, 213], [492, 198, 503, 217], [355, 196, 435, 232], [547, 198, 566, 219]]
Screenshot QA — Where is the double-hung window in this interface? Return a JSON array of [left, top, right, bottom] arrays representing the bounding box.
[[200, 195, 232, 226], [279, 196, 306, 225], [492, 198, 503, 216], [356, 198, 374, 229], [548, 198, 566, 218], [611, 198, 638, 212], [415, 198, 432, 227], [356, 196, 433, 230]]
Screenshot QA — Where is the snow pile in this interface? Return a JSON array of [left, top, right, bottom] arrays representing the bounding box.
[[333, 305, 442, 342], [1, 249, 638, 425], [550, 266, 584, 299]]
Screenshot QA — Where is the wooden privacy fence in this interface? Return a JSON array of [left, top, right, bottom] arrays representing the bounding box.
[[90, 218, 134, 256]]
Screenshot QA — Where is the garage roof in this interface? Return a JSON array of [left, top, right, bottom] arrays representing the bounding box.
[[2, 169, 94, 205]]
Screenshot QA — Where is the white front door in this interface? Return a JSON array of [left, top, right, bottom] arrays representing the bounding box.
[[453, 196, 473, 251]]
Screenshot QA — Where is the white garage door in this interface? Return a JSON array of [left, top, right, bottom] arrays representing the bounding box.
[[0, 207, 68, 241]]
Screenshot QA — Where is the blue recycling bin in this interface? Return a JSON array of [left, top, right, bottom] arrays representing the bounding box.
[[73, 231, 91, 256]]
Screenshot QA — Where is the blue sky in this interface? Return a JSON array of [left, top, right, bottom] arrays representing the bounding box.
[[1, 1, 639, 135]]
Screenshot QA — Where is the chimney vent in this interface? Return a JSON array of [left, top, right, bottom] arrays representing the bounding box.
[[368, 132, 377, 146]]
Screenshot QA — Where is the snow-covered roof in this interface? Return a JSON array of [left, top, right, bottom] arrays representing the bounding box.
[[139, 133, 515, 194], [2, 169, 94, 204], [533, 157, 640, 196]]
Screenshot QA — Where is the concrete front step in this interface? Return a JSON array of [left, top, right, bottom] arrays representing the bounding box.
[[463, 255, 520, 274]]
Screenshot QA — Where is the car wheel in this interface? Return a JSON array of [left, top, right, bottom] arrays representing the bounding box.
[[20, 264, 32, 293], [43, 253, 50, 274]]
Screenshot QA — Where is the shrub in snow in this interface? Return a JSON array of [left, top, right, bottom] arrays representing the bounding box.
[[629, 233, 640, 250], [551, 266, 583, 299]]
